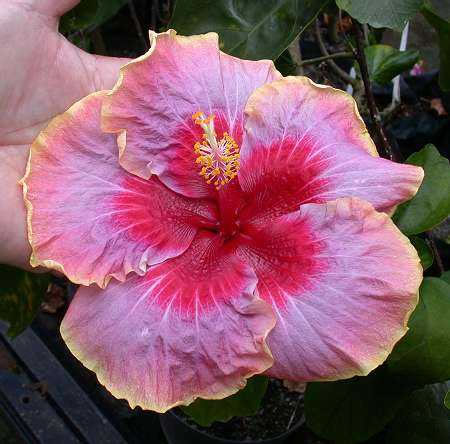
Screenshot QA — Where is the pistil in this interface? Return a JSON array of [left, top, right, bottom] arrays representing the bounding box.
[[192, 111, 240, 190]]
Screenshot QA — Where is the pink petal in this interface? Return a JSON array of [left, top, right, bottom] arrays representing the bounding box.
[[60, 232, 275, 412], [102, 29, 281, 198], [239, 77, 423, 223], [238, 197, 422, 381], [22, 92, 217, 287]]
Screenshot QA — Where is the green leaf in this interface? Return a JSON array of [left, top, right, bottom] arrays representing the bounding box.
[[365, 44, 419, 85], [169, 0, 330, 60], [60, 0, 128, 34], [95, 0, 128, 25], [336, 0, 424, 31], [304, 369, 411, 444], [60, 0, 99, 33], [445, 391, 450, 409], [0, 265, 49, 337], [387, 382, 450, 443], [275, 50, 298, 76], [393, 145, 450, 235], [409, 236, 433, 270], [386, 278, 450, 385], [441, 271, 450, 285], [181, 375, 268, 426], [401, 382, 450, 421], [69, 33, 92, 52], [422, 4, 450, 91]]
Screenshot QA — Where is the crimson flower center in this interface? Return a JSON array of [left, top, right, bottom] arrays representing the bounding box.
[[218, 213, 242, 241], [189, 111, 245, 240], [195, 203, 242, 242]]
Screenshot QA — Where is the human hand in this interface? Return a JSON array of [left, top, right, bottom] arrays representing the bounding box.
[[0, 0, 129, 269]]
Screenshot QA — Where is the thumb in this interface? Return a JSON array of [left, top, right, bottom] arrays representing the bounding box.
[[85, 53, 132, 90]]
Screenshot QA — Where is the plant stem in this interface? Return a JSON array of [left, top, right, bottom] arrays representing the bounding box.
[[426, 234, 445, 275], [299, 52, 354, 67], [286, 398, 302, 431], [315, 19, 357, 86], [392, 22, 410, 105], [352, 21, 393, 160], [288, 36, 304, 75], [328, 12, 340, 44]]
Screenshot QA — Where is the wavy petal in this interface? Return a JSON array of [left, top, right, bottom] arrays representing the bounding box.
[[102, 29, 281, 198], [237, 197, 422, 381], [239, 77, 423, 223], [61, 232, 275, 412], [22, 92, 217, 287]]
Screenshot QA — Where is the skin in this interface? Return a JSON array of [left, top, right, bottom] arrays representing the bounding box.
[[0, 0, 129, 269]]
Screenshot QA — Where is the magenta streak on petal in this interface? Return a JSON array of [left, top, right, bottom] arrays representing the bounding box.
[[102, 30, 281, 198], [238, 136, 332, 226], [60, 231, 275, 412], [238, 198, 421, 382], [237, 207, 328, 310], [111, 175, 219, 268], [24, 92, 217, 287], [239, 77, 424, 214]]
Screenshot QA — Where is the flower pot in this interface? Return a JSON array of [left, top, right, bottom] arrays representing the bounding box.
[[160, 409, 305, 444]]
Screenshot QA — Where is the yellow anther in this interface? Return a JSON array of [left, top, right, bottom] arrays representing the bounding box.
[[192, 111, 240, 190]]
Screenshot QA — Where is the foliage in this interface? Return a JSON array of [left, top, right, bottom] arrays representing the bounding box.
[[305, 368, 411, 443], [409, 236, 433, 270], [60, 0, 98, 33], [275, 50, 298, 76], [336, 0, 424, 31], [180, 375, 268, 426], [442, 271, 450, 285], [387, 382, 450, 443], [0, 265, 49, 337], [169, 0, 330, 60], [422, 3, 450, 91], [60, 0, 128, 34], [394, 145, 450, 235], [336, 1, 449, 90], [365, 44, 419, 85], [386, 278, 450, 385]]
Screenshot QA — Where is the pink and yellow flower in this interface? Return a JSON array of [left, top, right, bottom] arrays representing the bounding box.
[[21, 30, 424, 412]]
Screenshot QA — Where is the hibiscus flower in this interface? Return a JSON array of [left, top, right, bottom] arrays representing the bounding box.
[[21, 30, 423, 412]]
